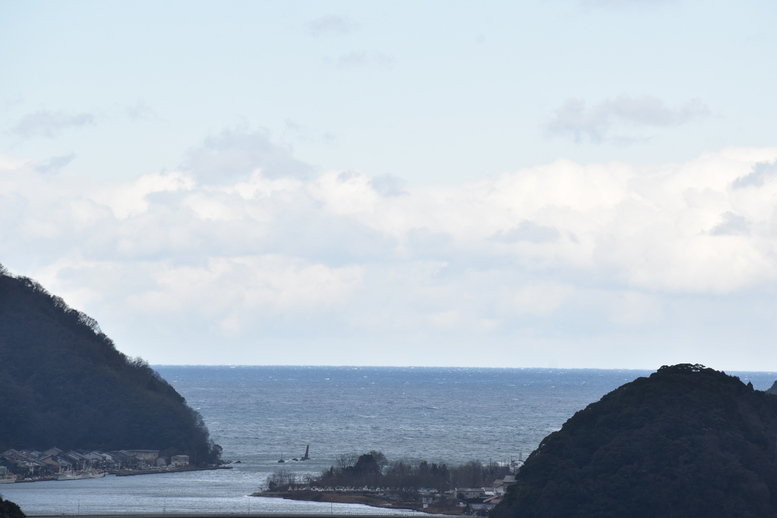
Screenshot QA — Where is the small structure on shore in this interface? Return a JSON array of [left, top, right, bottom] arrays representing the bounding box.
[[171, 455, 189, 467]]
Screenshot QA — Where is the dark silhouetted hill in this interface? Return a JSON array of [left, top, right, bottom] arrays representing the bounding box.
[[491, 364, 777, 518], [0, 263, 220, 464], [0, 496, 25, 518]]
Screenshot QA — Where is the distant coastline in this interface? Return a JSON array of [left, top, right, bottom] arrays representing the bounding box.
[[1, 447, 227, 484]]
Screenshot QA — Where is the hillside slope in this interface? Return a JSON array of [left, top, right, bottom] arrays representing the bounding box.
[[0, 264, 220, 464], [492, 364, 777, 518]]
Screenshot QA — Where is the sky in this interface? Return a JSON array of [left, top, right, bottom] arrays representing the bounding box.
[[1, 0, 777, 370]]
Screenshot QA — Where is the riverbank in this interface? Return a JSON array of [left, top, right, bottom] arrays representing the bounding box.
[[9, 465, 231, 483], [256, 490, 463, 515]]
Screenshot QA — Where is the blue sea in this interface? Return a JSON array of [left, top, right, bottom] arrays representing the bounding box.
[[4, 366, 776, 515]]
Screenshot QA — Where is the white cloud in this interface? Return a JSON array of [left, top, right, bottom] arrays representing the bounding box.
[[506, 282, 574, 317], [369, 174, 407, 197], [607, 291, 663, 327], [545, 95, 710, 143], [307, 15, 358, 36], [311, 169, 379, 215], [98, 171, 195, 219], [732, 160, 777, 189], [491, 221, 561, 244], [0, 153, 27, 170], [125, 100, 157, 121], [126, 256, 363, 320], [182, 127, 312, 183], [4, 145, 777, 367], [34, 153, 75, 174], [709, 211, 750, 236], [9, 110, 96, 139]]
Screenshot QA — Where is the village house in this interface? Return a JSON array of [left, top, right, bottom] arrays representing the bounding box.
[[171, 455, 190, 467], [123, 449, 160, 468], [456, 487, 487, 499]]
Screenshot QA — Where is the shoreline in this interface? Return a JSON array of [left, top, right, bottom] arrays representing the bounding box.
[[11, 465, 231, 483], [113, 465, 233, 477], [255, 490, 463, 515]]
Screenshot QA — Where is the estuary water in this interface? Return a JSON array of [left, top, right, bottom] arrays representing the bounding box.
[[4, 366, 776, 515]]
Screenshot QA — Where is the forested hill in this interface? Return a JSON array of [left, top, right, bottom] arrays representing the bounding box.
[[0, 263, 220, 465], [492, 364, 777, 518]]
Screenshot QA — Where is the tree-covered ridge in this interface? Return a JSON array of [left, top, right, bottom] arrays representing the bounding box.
[[491, 364, 777, 518], [0, 263, 220, 465]]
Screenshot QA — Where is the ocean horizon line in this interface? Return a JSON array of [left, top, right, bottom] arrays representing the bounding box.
[[151, 364, 776, 374]]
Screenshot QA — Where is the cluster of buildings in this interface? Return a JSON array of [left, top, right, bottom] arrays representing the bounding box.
[[407, 474, 517, 515], [276, 474, 518, 516], [455, 474, 516, 515], [0, 448, 189, 482]]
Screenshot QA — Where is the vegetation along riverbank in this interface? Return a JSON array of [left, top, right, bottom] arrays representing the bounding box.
[[254, 451, 521, 515]]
